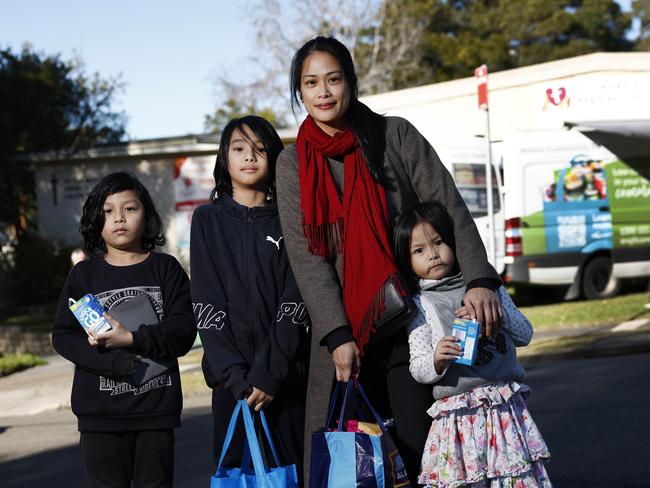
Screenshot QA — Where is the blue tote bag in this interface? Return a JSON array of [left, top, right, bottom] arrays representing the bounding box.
[[210, 400, 299, 488], [310, 381, 412, 488]]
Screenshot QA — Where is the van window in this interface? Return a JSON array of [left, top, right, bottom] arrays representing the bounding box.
[[452, 163, 501, 217]]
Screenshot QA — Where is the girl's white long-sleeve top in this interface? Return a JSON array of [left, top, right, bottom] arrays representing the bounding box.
[[408, 283, 533, 400]]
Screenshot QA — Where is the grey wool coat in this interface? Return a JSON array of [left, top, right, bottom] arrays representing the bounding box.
[[275, 116, 500, 484]]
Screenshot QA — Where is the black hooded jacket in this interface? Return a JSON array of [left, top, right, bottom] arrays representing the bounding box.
[[190, 194, 309, 399]]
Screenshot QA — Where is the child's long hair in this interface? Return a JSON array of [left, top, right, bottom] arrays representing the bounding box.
[[210, 115, 284, 201], [80, 171, 165, 257], [393, 201, 458, 290]]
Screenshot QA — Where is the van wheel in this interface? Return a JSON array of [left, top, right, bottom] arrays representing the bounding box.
[[581, 256, 620, 300]]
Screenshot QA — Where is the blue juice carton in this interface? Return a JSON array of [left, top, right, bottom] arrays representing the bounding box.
[[69, 294, 112, 335], [451, 318, 480, 366]]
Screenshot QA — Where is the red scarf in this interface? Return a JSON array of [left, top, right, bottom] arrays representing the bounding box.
[[296, 115, 405, 351]]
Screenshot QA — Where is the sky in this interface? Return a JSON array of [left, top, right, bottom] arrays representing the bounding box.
[[0, 0, 257, 139], [1, 0, 636, 141]]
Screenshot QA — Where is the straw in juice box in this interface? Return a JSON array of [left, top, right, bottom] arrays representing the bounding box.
[[451, 318, 479, 366], [69, 294, 112, 335]]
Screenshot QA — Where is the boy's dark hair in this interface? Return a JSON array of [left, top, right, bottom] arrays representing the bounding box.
[[393, 201, 458, 289], [210, 115, 284, 201], [289, 35, 387, 182], [80, 171, 165, 257]]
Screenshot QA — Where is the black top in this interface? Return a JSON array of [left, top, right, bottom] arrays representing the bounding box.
[[190, 193, 309, 400], [52, 252, 196, 432]]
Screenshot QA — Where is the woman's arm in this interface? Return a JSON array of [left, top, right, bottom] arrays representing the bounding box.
[[395, 118, 503, 334], [276, 148, 360, 380]]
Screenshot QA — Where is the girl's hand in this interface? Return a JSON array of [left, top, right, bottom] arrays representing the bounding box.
[[462, 287, 503, 337], [88, 312, 134, 350], [246, 387, 274, 412], [434, 335, 462, 375], [454, 306, 473, 320], [332, 341, 361, 382]]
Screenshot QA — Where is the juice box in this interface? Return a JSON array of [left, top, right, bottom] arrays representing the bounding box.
[[69, 294, 112, 335], [451, 318, 479, 366]]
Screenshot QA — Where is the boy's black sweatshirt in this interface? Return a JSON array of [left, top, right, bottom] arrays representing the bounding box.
[[52, 252, 196, 432], [190, 194, 309, 400]]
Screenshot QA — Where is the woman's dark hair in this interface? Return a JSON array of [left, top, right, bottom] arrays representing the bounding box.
[[289, 35, 386, 182], [80, 171, 165, 257], [210, 115, 284, 201], [393, 201, 458, 289]]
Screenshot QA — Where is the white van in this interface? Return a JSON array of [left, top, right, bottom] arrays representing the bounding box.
[[500, 129, 650, 299]]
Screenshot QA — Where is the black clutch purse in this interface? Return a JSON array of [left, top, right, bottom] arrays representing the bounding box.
[[366, 279, 417, 347]]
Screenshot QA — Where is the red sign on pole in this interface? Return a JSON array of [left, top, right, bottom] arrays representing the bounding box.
[[475, 64, 488, 110]]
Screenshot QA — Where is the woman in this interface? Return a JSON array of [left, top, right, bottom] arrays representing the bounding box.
[[275, 36, 503, 486]]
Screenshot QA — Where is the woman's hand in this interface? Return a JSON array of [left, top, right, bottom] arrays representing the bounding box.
[[460, 287, 503, 337], [332, 341, 361, 382], [246, 387, 274, 412], [434, 335, 462, 375], [88, 312, 134, 349]]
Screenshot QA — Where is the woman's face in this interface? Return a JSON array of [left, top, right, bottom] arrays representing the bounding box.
[[300, 51, 351, 136]]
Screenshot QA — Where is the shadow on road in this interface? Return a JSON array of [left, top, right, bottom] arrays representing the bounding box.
[[0, 407, 214, 488], [526, 353, 650, 488]]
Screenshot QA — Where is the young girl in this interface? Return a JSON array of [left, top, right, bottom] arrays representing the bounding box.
[[393, 201, 551, 487], [190, 116, 309, 482], [52, 171, 196, 488]]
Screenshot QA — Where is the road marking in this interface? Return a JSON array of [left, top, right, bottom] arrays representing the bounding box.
[[612, 319, 650, 333]]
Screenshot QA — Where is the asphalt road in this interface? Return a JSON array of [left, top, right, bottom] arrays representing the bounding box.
[[1, 353, 649, 487], [525, 353, 650, 488]]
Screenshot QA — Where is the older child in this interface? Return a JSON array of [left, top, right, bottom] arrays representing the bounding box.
[[52, 171, 196, 488], [393, 201, 551, 487], [190, 116, 309, 482]]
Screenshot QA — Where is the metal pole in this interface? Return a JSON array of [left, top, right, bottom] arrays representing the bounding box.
[[485, 108, 496, 266]]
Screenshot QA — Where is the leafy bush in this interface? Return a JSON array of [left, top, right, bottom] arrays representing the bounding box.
[[9, 235, 75, 304], [0, 353, 47, 376]]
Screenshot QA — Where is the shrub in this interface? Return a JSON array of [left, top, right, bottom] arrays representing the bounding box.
[[0, 353, 47, 376]]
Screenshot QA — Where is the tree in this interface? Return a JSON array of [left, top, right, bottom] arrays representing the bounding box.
[[632, 0, 650, 50], [211, 0, 635, 122], [0, 45, 126, 242], [204, 81, 287, 133], [207, 0, 429, 123], [389, 0, 633, 86]]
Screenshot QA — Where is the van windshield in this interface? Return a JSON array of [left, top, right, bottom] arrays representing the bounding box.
[[452, 163, 501, 218]]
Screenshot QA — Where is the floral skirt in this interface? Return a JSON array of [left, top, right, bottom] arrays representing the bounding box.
[[418, 382, 551, 488]]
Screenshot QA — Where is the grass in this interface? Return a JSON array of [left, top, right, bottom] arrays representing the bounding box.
[[517, 292, 649, 331], [0, 353, 47, 376], [180, 370, 211, 397]]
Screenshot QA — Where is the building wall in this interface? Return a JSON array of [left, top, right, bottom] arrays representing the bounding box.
[[362, 54, 650, 150], [35, 158, 178, 258]]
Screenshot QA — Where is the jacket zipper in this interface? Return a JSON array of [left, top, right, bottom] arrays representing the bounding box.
[[245, 207, 256, 358]]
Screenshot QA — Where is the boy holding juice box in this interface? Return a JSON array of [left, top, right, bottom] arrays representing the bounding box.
[[52, 173, 195, 488]]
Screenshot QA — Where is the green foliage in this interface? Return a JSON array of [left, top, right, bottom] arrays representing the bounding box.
[[369, 0, 634, 89], [0, 353, 47, 376], [632, 0, 650, 50], [9, 235, 74, 304], [0, 45, 126, 238], [204, 97, 287, 134]]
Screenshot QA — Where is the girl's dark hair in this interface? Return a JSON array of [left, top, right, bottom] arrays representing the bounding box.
[[290, 35, 386, 181], [393, 201, 458, 288], [80, 171, 165, 257], [210, 115, 284, 201]]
